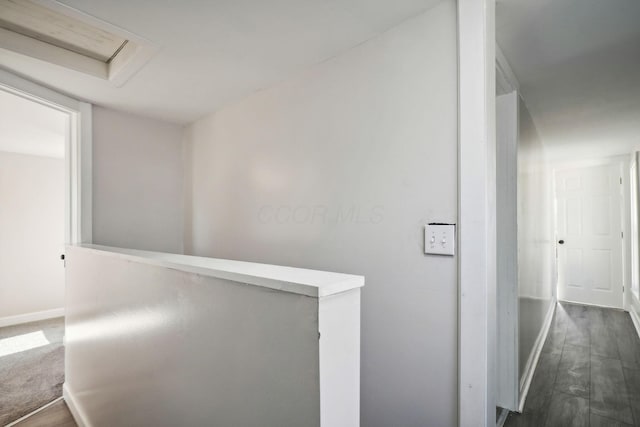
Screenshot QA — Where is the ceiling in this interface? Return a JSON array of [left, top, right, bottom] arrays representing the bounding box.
[[0, 89, 67, 159], [497, 0, 640, 159], [0, 0, 442, 124]]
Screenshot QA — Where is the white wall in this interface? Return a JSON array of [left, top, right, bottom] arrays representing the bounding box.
[[65, 246, 361, 427], [517, 97, 555, 378], [496, 92, 555, 409], [92, 106, 184, 253], [0, 89, 66, 158], [0, 151, 65, 319], [184, 2, 458, 426]]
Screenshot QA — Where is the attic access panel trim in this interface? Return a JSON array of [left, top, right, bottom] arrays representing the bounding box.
[[0, 0, 128, 62], [0, 0, 158, 86]]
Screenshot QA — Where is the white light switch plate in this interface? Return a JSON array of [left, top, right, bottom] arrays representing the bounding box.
[[424, 224, 455, 256]]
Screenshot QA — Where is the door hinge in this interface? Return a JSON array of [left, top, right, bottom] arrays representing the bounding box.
[[621, 177, 623, 184], [622, 231, 624, 238]]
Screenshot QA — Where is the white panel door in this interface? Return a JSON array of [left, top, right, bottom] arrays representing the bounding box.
[[555, 163, 623, 308]]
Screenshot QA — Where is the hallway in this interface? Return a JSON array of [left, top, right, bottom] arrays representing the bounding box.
[[505, 302, 640, 426]]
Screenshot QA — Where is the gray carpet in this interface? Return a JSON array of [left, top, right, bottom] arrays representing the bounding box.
[[0, 317, 65, 426]]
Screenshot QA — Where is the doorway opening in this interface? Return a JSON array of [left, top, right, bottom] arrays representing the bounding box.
[[494, 1, 640, 426], [0, 89, 67, 326], [554, 158, 626, 310], [0, 72, 91, 426]]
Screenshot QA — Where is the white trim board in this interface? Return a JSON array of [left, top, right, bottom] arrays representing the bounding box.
[[0, 0, 158, 86], [0, 308, 64, 328], [72, 244, 364, 298], [4, 397, 64, 427], [457, 0, 496, 425], [627, 152, 639, 312], [559, 299, 624, 310], [496, 408, 509, 427], [630, 306, 640, 340], [517, 300, 556, 412], [63, 384, 89, 427], [495, 45, 519, 94], [495, 90, 519, 411]]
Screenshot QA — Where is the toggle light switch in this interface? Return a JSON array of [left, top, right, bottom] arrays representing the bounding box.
[[424, 223, 456, 256]]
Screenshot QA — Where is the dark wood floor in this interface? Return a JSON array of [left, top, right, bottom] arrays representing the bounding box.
[[11, 399, 76, 427], [505, 302, 640, 427]]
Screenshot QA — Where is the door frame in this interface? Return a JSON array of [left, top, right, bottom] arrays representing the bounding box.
[[551, 156, 630, 310], [0, 69, 92, 245], [629, 153, 639, 310], [458, 0, 496, 426], [495, 90, 519, 411]]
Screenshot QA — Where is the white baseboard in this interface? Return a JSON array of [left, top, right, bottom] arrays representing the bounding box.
[[496, 407, 509, 427], [63, 383, 90, 427], [518, 299, 556, 412], [630, 305, 640, 340], [4, 397, 63, 427], [0, 308, 64, 328], [559, 298, 623, 310]]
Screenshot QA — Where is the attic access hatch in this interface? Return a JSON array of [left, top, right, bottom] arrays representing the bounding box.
[[0, 0, 157, 86]]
